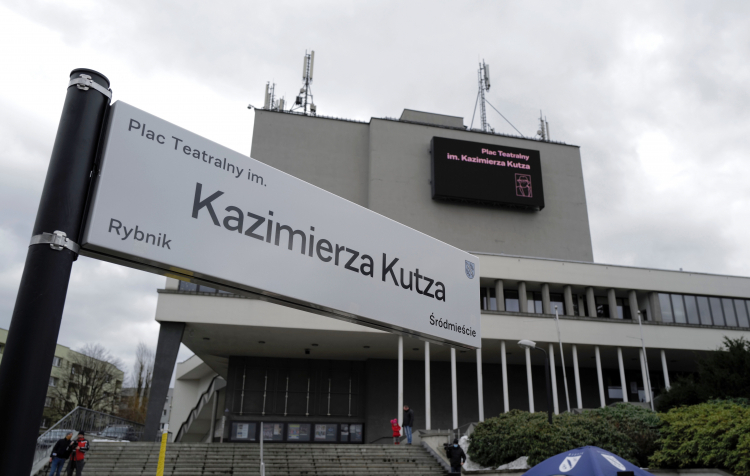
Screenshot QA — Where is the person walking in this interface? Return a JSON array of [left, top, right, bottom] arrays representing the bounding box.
[[67, 431, 89, 476], [390, 418, 401, 444], [402, 405, 414, 445], [446, 438, 466, 474], [48, 432, 74, 476]]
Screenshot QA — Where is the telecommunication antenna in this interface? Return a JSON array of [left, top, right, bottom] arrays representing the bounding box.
[[477, 61, 492, 132], [258, 50, 317, 115], [292, 50, 316, 115], [262, 81, 287, 112], [537, 110, 550, 141], [469, 58, 526, 137], [263, 82, 276, 110]]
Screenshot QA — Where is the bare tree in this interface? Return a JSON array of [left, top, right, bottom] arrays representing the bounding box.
[[118, 342, 155, 423], [53, 344, 124, 414]]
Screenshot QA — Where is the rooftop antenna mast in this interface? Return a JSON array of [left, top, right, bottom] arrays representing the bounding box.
[[263, 81, 280, 111], [293, 50, 316, 115], [469, 59, 527, 137], [537, 110, 550, 141], [478, 61, 492, 132]]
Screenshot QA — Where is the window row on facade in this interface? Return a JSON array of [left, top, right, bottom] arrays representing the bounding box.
[[178, 281, 232, 294], [658, 293, 750, 328], [177, 281, 750, 329], [479, 285, 750, 329], [479, 287, 637, 319]]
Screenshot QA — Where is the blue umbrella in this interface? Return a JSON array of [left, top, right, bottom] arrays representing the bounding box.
[[523, 446, 654, 476]]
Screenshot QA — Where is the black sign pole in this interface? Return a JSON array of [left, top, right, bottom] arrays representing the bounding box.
[[0, 69, 110, 475]]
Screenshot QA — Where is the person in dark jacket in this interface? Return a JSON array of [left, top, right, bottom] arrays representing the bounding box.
[[67, 431, 89, 476], [446, 438, 466, 474], [402, 405, 414, 445], [48, 432, 74, 476]]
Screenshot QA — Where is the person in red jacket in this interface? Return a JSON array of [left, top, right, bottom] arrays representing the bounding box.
[[67, 431, 89, 476], [390, 418, 401, 444]]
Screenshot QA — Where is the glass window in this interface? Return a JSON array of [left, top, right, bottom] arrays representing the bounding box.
[[45, 397, 52, 407], [526, 292, 542, 313], [314, 423, 338, 442], [594, 296, 609, 318], [480, 287, 497, 311], [658, 294, 673, 322], [709, 297, 725, 326], [48, 377, 58, 387], [684, 295, 700, 325], [722, 298, 738, 327], [52, 356, 62, 367], [286, 423, 311, 442], [178, 281, 198, 292], [504, 290, 519, 312], [607, 386, 623, 400], [231, 422, 256, 441], [534, 293, 543, 313], [199, 285, 217, 293], [735, 300, 750, 328], [670, 295, 687, 324], [261, 423, 285, 441], [550, 293, 565, 315], [615, 298, 627, 320], [349, 424, 363, 442], [696, 296, 712, 325]]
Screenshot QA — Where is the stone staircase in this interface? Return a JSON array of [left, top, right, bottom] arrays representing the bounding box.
[[36, 441, 448, 475]]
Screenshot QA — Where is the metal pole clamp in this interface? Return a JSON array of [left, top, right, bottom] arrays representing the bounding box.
[[68, 74, 112, 99], [29, 231, 80, 254]]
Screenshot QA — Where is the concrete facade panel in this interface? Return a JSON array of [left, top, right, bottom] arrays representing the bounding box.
[[366, 119, 594, 261], [249, 111, 594, 261], [250, 111, 370, 207], [480, 312, 748, 351]]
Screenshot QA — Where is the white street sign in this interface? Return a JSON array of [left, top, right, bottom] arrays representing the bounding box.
[[82, 102, 481, 348]]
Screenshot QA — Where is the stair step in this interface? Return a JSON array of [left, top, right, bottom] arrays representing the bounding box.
[[35, 442, 448, 476]]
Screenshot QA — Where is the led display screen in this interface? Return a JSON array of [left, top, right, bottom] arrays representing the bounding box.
[[431, 137, 545, 210]]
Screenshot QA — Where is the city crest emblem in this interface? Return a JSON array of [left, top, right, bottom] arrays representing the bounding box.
[[465, 260, 475, 279]]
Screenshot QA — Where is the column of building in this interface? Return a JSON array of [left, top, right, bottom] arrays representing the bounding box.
[[479, 281, 671, 416]]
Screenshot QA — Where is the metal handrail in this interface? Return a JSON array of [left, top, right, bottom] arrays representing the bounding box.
[[174, 376, 224, 442]]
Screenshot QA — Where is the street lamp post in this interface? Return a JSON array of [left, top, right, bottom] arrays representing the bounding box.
[[554, 306, 572, 413], [518, 340, 553, 424]]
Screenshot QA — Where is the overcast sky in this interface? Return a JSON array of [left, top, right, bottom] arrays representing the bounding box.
[[1, 0, 749, 380]]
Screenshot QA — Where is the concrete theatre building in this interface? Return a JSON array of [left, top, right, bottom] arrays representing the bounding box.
[[146, 108, 750, 445]]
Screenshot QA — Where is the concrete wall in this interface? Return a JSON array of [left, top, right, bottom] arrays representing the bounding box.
[[169, 356, 217, 435], [481, 312, 750, 352], [250, 111, 370, 207], [366, 119, 593, 261], [250, 110, 594, 262], [155, 292, 746, 355]]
